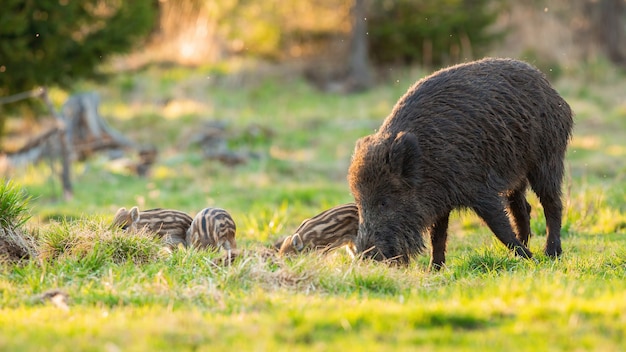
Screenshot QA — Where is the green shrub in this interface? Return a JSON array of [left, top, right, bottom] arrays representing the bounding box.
[[0, 0, 156, 116], [367, 0, 505, 66]]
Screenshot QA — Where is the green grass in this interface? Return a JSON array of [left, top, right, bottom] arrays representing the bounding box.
[[2, 60, 626, 351], [0, 179, 32, 229]]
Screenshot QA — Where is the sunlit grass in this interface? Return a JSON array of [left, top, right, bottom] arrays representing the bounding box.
[[2, 62, 626, 350], [2, 248, 626, 350], [0, 179, 32, 229]]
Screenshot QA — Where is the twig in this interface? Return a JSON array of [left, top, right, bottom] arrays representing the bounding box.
[[0, 88, 44, 105]]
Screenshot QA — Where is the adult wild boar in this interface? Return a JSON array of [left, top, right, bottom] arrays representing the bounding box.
[[347, 58, 573, 269]]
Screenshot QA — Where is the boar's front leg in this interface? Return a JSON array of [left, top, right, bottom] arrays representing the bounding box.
[[507, 186, 532, 246], [429, 212, 450, 271]]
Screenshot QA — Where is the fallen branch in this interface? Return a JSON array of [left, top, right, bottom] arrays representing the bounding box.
[[0, 88, 43, 106]]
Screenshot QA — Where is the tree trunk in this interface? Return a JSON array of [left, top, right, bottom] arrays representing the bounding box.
[[595, 0, 626, 65], [347, 0, 372, 92]]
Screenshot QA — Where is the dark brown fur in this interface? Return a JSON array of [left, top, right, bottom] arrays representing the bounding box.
[[347, 58, 573, 269]]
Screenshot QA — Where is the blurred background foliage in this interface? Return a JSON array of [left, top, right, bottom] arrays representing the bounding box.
[[366, 0, 504, 66], [137, 0, 625, 68], [143, 0, 505, 66], [0, 0, 156, 135], [0, 0, 624, 131], [0, 0, 156, 94]]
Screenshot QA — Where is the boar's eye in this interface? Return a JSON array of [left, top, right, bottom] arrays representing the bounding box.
[[378, 199, 388, 210]]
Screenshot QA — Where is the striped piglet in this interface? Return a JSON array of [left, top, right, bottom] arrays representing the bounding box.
[[276, 203, 358, 257], [186, 207, 237, 258], [112, 206, 192, 249]]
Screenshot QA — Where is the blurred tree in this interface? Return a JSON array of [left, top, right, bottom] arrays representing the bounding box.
[[141, 0, 509, 81], [148, 0, 351, 64], [0, 0, 156, 143], [0, 0, 156, 96], [347, 0, 373, 91]]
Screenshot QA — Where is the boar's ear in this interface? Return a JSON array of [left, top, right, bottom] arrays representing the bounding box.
[[353, 135, 372, 156], [388, 132, 421, 182]]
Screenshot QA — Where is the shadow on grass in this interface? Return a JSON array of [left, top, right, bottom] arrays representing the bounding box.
[[452, 246, 527, 276], [275, 305, 494, 347]]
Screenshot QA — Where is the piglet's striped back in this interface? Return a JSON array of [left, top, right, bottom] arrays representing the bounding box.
[[278, 203, 358, 256], [112, 206, 192, 248], [186, 207, 237, 252]]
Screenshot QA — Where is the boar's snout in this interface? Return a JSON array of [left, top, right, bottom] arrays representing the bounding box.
[[355, 222, 413, 264], [355, 226, 394, 262], [355, 223, 381, 259], [356, 237, 384, 261]]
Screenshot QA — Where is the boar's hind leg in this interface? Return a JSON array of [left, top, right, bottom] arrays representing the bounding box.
[[528, 169, 564, 257], [507, 185, 532, 246], [429, 212, 450, 271], [472, 194, 533, 259]]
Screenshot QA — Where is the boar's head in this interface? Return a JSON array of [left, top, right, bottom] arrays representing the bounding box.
[[348, 132, 429, 263]]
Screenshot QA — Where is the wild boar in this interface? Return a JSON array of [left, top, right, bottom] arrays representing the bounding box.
[[347, 58, 573, 269]]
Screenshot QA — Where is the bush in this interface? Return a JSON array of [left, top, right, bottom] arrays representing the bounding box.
[[367, 0, 505, 66], [0, 0, 156, 95]]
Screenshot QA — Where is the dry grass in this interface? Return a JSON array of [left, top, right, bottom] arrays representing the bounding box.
[[0, 180, 36, 263], [0, 227, 35, 264]]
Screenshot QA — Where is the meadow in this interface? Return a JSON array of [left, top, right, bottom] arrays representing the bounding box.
[[1, 59, 626, 351]]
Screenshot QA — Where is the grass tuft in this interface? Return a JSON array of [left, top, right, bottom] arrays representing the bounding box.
[[0, 179, 36, 263], [38, 218, 163, 267], [0, 179, 32, 229]]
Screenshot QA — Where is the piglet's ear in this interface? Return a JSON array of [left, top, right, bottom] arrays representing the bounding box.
[[130, 206, 141, 224], [292, 233, 304, 251], [388, 132, 421, 182]]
